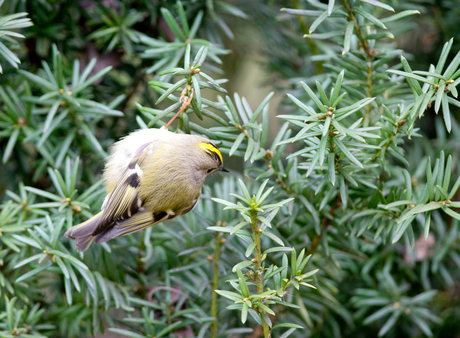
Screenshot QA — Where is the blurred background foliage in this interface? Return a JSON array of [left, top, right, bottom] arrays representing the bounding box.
[[1, 0, 460, 337]]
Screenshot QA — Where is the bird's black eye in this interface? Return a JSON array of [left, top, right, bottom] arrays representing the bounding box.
[[207, 169, 213, 174]]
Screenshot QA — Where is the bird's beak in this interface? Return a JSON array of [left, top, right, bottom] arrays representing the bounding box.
[[220, 167, 229, 173]]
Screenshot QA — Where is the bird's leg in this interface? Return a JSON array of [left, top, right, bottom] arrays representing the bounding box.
[[164, 88, 195, 129]]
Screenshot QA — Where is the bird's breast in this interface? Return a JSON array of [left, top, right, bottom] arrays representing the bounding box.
[[139, 162, 201, 215]]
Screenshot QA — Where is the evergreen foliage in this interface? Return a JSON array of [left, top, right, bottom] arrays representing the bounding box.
[[1, 1, 460, 337]]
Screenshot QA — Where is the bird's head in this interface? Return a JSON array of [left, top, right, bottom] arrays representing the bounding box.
[[198, 141, 229, 178]]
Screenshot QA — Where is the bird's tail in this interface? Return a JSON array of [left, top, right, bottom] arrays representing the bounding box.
[[64, 211, 103, 252]]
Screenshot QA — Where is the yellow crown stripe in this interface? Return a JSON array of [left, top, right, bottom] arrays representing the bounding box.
[[199, 142, 223, 163]]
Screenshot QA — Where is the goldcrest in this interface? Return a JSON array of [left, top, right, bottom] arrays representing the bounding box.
[[65, 128, 228, 252]]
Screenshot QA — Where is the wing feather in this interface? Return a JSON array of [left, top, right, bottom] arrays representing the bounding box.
[[92, 142, 154, 236], [94, 208, 154, 243], [94, 209, 170, 243]]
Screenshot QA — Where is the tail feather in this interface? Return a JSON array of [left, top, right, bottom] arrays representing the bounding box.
[[65, 211, 103, 252]]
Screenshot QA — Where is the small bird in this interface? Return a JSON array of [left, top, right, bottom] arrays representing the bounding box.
[[65, 128, 228, 252]]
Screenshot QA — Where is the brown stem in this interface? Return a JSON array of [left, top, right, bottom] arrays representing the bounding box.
[[250, 210, 270, 338], [211, 233, 224, 338], [306, 196, 340, 256], [291, 0, 323, 74], [340, 0, 375, 125], [371, 119, 405, 162], [340, 0, 372, 56], [364, 54, 373, 127], [264, 150, 294, 195], [121, 71, 146, 112], [135, 230, 146, 277]]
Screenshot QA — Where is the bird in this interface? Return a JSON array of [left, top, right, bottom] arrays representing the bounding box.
[[65, 128, 228, 252]]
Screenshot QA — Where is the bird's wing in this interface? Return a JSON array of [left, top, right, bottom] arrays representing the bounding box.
[[92, 141, 154, 236], [94, 208, 154, 243]]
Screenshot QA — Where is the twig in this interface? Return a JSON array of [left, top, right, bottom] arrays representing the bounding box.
[[340, 0, 375, 126], [340, 0, 371, 56], [122, 71, 146, 112], [250, 210, 270, 338], [371, 118, 406, 162], [264, 150, 294, 195], [211, 232, 224, 338], [291, 0, 323, 74], [306, 196, 340, 256], [364, 57, 374, 127]]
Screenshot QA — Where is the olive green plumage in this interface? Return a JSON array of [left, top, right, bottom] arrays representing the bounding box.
[[65, 128, 227, 252]]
